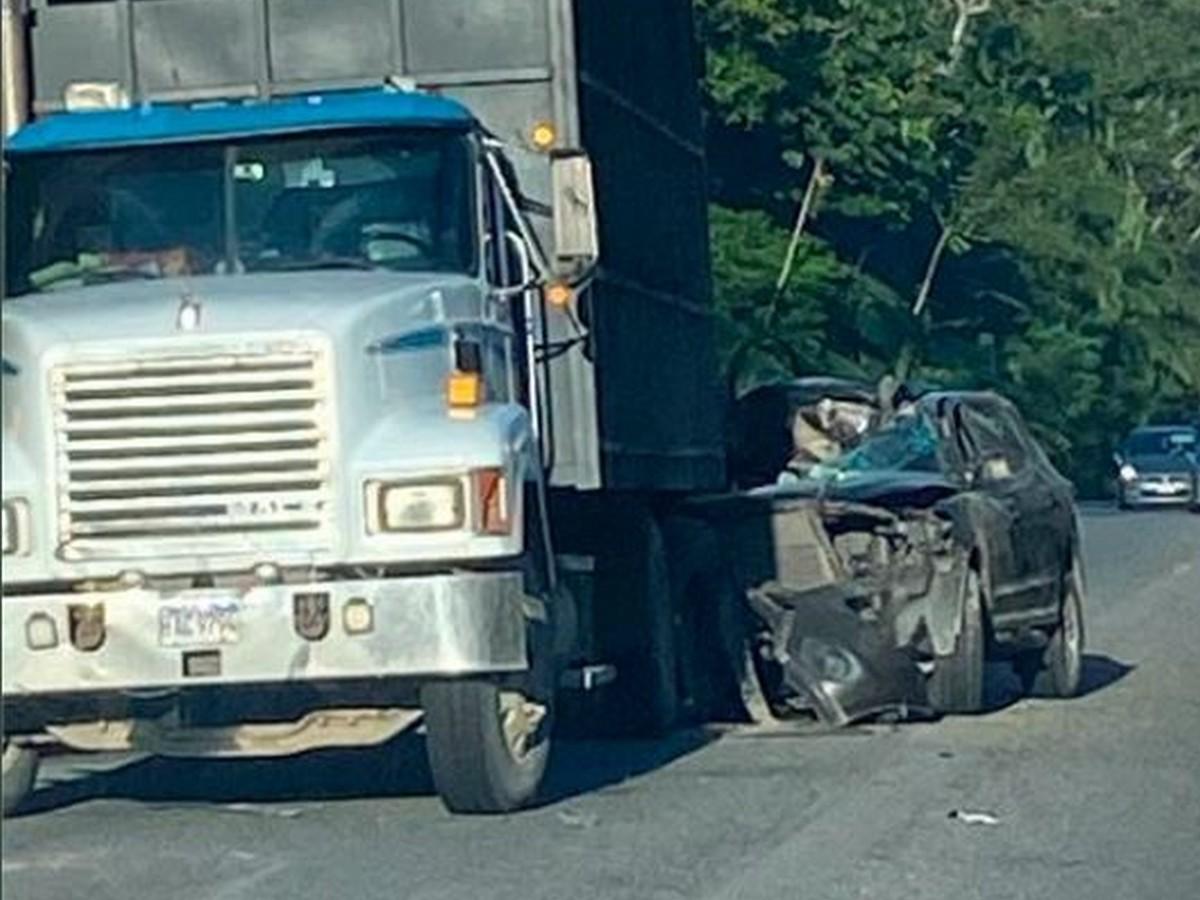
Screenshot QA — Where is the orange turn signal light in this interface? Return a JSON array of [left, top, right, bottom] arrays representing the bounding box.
[[544, 281, 574, 308], [447, 371, 483, 409], [530, 121, 557, 151]]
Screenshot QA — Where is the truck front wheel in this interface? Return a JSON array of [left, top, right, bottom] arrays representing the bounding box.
[[422, 680, 551, 813], [2, 741, 39, 818]]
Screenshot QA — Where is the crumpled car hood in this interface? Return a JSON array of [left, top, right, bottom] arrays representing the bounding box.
[[768, 470, 962, 508]]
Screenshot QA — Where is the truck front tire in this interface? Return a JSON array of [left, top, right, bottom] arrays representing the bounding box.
[[1, 741, 39, 818], [422, 679, 551, 813]]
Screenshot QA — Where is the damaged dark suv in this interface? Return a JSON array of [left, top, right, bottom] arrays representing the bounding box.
[[727, 383, 1085, 725]]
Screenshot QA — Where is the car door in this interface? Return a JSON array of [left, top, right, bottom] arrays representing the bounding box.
[[999, 402, 1077, 618], [988, 403, 1075, 619], [956, 399, 1057, 625], [945, 400, 1023, 625]]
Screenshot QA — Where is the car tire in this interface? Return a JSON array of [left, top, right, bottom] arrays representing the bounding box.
[[1, 741, 39, 818], [422, 677, 552, 814], [927, 567, 986, 714], [1018, 559, 1086, 698]]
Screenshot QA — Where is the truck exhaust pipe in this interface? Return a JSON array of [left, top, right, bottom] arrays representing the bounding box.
[[2, 0, 30, 137]]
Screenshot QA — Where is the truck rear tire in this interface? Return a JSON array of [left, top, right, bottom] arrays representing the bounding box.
[[595, 512, 679, 736], [927, 568, 986, 714], [422, 679, 551, 814], [664, 517, 760, 723], [2, 741, 38, 818]]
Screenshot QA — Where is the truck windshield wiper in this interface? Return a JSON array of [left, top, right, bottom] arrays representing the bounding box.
[[27, 262, 165, 292], [258, 256, 384, 273], [81, 267, 164, 284]]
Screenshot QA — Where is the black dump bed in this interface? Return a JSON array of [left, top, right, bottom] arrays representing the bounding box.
[[23, 0, 722, 493]]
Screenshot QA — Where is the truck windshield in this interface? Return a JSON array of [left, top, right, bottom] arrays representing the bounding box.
[[4, 128, 476, 297]]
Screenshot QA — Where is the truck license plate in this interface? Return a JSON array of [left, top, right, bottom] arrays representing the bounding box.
[[158, 600, 241, 648]]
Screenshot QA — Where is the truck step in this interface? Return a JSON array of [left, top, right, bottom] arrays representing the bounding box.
[[559, 664, 617, 691]]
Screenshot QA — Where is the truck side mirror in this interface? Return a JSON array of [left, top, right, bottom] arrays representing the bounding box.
[[551, 151, 599, 276]]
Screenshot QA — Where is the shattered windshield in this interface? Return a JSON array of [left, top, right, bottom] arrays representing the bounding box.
[[4, 128, 476, 297], [813, 409, 945, 477]]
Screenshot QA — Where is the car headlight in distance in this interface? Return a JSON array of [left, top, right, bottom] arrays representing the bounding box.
[[2, 499, 29, 556], [1119, 463, 1138, 482], [366, 479, 465, 533]]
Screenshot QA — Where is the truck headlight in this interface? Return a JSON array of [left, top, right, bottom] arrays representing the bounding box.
[[366, 479, 465, 533], [1119, 463, 1138, 482], [2, 499, 30, 556]]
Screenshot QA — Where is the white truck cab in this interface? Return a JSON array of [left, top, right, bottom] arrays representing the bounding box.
[[2, 0, 719, 818]]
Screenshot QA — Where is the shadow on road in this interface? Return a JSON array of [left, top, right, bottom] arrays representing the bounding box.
[[1077, 653, 1135, 697], [15, 659, 1133, 818], [538, 729, 713, 805], [21, 726, 715, 817], [975, 652, 1134, 716]]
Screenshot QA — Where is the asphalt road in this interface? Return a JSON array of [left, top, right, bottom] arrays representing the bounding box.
[[4, 508, 1198, 900]]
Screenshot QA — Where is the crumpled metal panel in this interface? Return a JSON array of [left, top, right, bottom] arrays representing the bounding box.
[[748, 583, 932, 728]]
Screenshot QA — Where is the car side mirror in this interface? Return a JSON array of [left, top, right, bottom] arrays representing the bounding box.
[[974, 452, 1012, 484], [551, 151, 599, 277]]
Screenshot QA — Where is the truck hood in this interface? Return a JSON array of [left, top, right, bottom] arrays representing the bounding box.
[[1, 271, 486, 358], [0, 269, 515, 579]]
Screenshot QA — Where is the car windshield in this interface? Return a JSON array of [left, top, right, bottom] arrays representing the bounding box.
[[814, 409, 945, 477], [4, 128, 476, 297], [1124, 429, 1198, 456]]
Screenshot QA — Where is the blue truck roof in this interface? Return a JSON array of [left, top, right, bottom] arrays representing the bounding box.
[[4, 87, 475, 155]]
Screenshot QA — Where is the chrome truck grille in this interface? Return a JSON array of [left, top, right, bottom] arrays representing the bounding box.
[[50, 342, 334, 559]]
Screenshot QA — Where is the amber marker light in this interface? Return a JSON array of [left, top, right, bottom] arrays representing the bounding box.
[[530, 121, 557, 151], [447, 370, 484, 409], [544, 281, 574, 308]]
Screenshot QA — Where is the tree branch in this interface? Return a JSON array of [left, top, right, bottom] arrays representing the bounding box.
[[941, 0, 991, 74], [912, 221, 953, 316], [775, 156, 827, 294]]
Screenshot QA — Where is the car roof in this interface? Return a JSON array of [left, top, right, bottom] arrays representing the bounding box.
[[1129, 424, 1197, 433], [736, 377, 879, 406]]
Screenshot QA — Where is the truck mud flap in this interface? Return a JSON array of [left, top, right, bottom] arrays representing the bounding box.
[[747, 585, 933, 728]]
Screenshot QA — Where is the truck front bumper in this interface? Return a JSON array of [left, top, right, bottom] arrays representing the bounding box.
[[2, 571, 528, 697]]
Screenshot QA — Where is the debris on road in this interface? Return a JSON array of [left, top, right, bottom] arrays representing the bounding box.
[[221, 803, 307, 819], [947, 809, 1000, 825], [556, 808, 599, 829]]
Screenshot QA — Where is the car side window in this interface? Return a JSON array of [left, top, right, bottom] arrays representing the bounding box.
[[958, 402, 1028, 480]]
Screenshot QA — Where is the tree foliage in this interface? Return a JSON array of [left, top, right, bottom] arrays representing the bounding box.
[[697, 0, 1200, 494]]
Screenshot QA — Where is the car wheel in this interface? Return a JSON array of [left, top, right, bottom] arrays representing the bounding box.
[[927, 567, 986, 714], [1018, 558, 1086, 698], [2, 741, 39, 818]]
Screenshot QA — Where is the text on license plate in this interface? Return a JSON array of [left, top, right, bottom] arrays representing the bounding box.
[[158, 601, 241, 648]]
